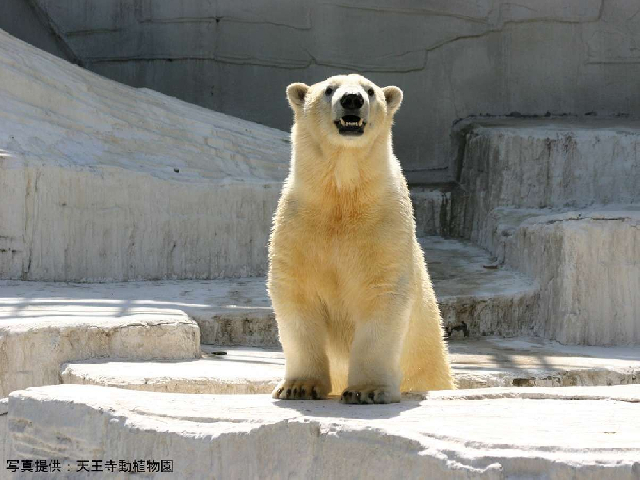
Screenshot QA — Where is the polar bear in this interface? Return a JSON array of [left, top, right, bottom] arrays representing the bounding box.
[[268, 74, 454, 404]]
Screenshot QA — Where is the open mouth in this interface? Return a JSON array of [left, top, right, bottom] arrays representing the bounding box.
[[334, 114, 366, 136]]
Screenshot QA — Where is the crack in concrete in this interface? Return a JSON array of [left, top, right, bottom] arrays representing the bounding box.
[[64, 0, 610, 74]]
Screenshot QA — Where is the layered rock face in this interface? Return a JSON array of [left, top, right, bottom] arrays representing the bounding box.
[[0, 29, 289, 282], [450, 119, 640, 345]]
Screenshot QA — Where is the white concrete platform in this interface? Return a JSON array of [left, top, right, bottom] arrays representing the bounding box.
[[60, 338, 640, 394], [484, 207, 640, 345], [453, 117, 640, 241], [0, 281, 201, 397], [61, 346, 283, 395], [422, 236, 536, 338], [7, 384, 640, 478], [451, 337, 640, 389], [0, 234, 536, 356], [0, 29, 289, 281], [452, 119, 640, 346]]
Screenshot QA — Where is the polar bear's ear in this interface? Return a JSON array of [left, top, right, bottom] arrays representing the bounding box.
[[382, 86, 403, 115], [286, 83, 309, 110]]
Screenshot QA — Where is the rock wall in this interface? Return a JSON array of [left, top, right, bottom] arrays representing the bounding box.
[[505, 211, 640, 345], [450, 119, 640, 345], [452, 118, 640, 244], [0, 29, 289, 281], [23, 0, 640, 183]]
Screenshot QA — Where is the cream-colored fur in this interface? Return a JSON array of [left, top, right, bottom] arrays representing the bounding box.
[[268, 74, 454, 404]]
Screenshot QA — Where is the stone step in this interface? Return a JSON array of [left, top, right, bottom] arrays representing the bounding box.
[[195, 236, 537, 344], [422, 236, 536, 338], [0, 28, 289, 282], [62, 346, 283, 395], [451, 117, 640, 241], [447, 118, 640, 346], [7, 384, 640, 478], [0, 232, 535, 352], [60, 337, 640, 394], [478, 207, 640, 345], [0, 281, 201, 397]]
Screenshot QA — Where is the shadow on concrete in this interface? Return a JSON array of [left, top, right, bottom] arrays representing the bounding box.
[[272, 397, 423, 420]]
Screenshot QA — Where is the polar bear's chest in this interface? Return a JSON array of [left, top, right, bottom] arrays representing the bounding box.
[[295, 225, 400, 299]]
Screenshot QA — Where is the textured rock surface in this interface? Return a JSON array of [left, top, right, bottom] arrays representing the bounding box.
[[0, 28, 289, 281], [0, 281, 200, 397], [451, 337, 640, 389], [421, 237, 537, 338], [478, 208, 640, 345], [0, 278, 276, 350], [8, 384, 640, 478], [23, 1, 640, 183], [61, 338, 640, 394], [61, 346, 283, 395], [409, 186, 452, 237], [451, 120, 640, 345], [453, 118, 640, 243], [503, 210, 640, 345]]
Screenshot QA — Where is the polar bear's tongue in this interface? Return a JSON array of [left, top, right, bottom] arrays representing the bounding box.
[[343, 115, 360, 121]]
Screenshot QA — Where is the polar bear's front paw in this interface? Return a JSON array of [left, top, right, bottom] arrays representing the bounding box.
[[272, 379, 329, 400], [340, 386, 401, 404]]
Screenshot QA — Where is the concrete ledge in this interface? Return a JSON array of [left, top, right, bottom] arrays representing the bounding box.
[[60, 338, 640, 394], [490, 208, 640, 345], [0, 282, 201, 397], [422, 236, 537, 338], [452, 337, 640, 389], [62, 346, 283, 395], [8, 384, 640, 478], [199, 237, 538, 344], [452, 118, 640, 242]]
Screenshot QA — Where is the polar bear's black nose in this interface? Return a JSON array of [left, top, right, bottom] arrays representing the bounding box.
[[340, 93, 364, 110]]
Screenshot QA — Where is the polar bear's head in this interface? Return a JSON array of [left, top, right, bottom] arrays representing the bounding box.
[[286, 74, 402, 148]]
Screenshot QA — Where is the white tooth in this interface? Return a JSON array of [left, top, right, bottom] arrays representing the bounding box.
[[358, 119, 363, 126], [340, 118, 346, 126]]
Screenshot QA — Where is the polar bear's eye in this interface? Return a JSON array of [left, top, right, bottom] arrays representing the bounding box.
[[325, 87, 333, 96], [367, 88, 374, 97]]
